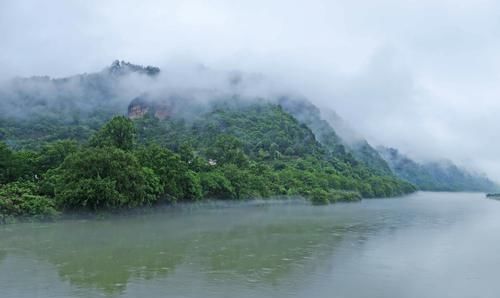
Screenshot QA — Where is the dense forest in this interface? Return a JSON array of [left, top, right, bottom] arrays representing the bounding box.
[[0, 102, 416, 222]]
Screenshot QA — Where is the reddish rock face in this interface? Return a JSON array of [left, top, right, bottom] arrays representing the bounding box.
[[128, 104, 149, 119], [127, 96, 173, 120]]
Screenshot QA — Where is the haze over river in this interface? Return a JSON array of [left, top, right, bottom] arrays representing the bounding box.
[[1, 192, 499, 298]]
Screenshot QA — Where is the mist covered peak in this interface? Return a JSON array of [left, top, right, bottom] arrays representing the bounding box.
[[107, 60, 160, 77]]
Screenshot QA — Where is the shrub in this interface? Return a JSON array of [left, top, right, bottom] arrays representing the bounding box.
[[0, 181, 57, 221]]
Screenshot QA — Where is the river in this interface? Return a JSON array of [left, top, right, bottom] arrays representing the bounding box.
[[1, 192, 499, 298]]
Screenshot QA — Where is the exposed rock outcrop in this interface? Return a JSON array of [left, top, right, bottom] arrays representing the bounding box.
[[127, 95, 173, 120]]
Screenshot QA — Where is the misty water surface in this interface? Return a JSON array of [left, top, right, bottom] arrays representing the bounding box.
[[1, 192, 500, 298]]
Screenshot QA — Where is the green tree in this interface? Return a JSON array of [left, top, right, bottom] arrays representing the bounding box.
[[0, 142, 15, 184], [199, 170, 235, 199], [51, 147, 161, 210], [207, 135, 249, 167], [220, 164, 251, 199], [90, 116, 136, 151], [36, 140, 78, 173], [135, 144, 202, 202], [0, 143, 38, 184]]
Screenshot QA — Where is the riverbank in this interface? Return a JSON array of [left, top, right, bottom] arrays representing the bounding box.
[[0, 191, 364, 224]]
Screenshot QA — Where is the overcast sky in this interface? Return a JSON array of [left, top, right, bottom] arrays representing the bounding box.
[[1, 0, 500, 180]]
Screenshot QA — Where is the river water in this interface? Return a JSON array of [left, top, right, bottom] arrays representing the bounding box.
[[1, 192, 499, 298]]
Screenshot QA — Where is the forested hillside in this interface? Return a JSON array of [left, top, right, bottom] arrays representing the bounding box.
[[378, 147, 498, 192], [280, 98, 394, 175], [0, 62, 418, 221]]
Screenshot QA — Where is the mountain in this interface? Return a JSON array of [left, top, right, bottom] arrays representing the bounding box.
[[0, 61, 396, 179], [0, 62, 421, 219], [378, 146, 498, 192]]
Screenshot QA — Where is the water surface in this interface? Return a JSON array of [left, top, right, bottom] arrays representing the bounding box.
[[1, 192, 500, 298]]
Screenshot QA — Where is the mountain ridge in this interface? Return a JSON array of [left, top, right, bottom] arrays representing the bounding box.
[[378, 146, 498, 192]]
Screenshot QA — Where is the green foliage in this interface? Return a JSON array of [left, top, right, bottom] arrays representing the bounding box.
[[0, 181, 57, 222], [90, 116, 136, 151], [309, 189, 330, 205], [0, 142, 39, 184], [207, 135, 249, 166], [310, 189, 361, 205], [0, 142, 16, 184], [199, 171, 235, 199], [134, 144, 202, 202], [219, 164, 252, 200], [36, 140, 78, 173], [0, 101, 417, 220], [51, 147, 161, 210]]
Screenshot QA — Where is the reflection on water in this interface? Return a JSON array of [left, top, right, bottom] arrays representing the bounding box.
[[1, 192, 500, 298]]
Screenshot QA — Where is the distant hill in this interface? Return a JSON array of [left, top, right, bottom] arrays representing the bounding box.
[[378, 146, 498, 192], [278, 97, 393, 176]]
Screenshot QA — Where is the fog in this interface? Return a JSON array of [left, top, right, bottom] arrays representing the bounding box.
[[1, 0, 500, 181]]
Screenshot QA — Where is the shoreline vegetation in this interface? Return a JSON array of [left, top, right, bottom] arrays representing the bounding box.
[[0, 109, 415, 223]]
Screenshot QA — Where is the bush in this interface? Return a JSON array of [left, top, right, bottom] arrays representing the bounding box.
[[0, 181, 58, 221], [309, 189, 362, 205], [329, 190, 362, 202], [309, 189, 330, 205]]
